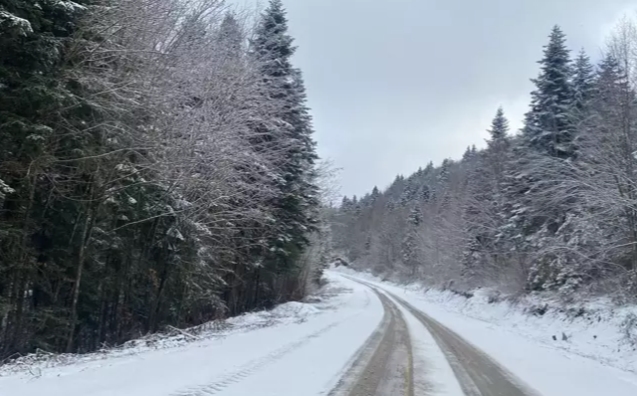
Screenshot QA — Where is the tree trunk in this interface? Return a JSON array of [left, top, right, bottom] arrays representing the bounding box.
[[66, 206, 93, 352]]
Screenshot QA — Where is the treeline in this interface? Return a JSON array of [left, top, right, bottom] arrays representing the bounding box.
[[0, 0, 329, 359], [333, 23, 637, 300]]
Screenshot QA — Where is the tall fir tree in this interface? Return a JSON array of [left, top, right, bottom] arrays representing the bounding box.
[[488, 107, 509, 142], [0, 0, 90, 357], [523, 26, 574, 158], [252, 0, 319, 298], [595, 54, 625, 104], [572, 49, 596, 114]]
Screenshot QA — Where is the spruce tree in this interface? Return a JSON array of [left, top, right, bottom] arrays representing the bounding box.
[[488, 107, 509, 142], [0, 0, 89, 357], [572, 49, 596, 114], [370, 186, 380, 204], [462, 146, 474, 162], [218, 13, 244, 58], [595, 54, 625, 104], [251, 0, 319, 286], [523, 26, 574, 158]]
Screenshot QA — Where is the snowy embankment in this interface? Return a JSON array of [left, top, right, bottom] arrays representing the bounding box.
[[0, 298, 321, 378], [338, 267, 637, 396], [0, 276, 384, 396]]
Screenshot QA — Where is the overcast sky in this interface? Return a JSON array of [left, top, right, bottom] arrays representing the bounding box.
[[235, 0, 636, 198]]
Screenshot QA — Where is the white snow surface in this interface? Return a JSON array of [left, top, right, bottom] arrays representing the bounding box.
[[3, 268, 637, 396], [0, 275, 384, 396], [339, 267, 637, 396]]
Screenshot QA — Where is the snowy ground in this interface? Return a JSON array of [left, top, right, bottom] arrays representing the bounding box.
[[2, 269, 637, 395], [339, 267, 637, 396], [0, 276, 384, 396]]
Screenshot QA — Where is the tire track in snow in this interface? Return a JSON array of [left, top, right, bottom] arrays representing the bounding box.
[[324, 289, 392, 396], [328, 289, 414, 396], [383, 289, 541, 396], [171, 304, 367, 396]]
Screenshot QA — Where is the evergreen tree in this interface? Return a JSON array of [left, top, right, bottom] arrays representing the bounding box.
[[437, 159, 451, 185], [572, 49, 596, 114], [0, 0, 89, 357], [595, 54, 624, 103], [488, 107, 509, 142], [400, 177, 417, 206], [370, 186, 380, 204], [486, 107, 511, 186], [218, 12, 244, 57], [462, 146, 474, 162], [408, 207, 422, 227], [523, 26, 574, 158], [419, 185, 431, 202], [0, 0, 328, 359], [252, 0, 320, 295]]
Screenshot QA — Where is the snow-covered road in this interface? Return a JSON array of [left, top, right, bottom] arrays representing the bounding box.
[[346, 272, 637, 396], [2, 271, 637, 395]]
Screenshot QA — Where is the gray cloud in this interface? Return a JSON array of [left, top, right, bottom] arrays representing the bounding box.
[[235, 0, 635, 197]]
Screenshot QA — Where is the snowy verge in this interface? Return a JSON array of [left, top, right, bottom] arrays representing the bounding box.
[[0, 283, 338, 378], [334, 267, 637, 374], [0, 274, 384, 396]]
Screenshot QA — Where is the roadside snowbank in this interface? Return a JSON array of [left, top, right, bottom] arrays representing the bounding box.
[[336, 267, 637, 374], [0, 275, 384, 396], [0, 286, 330, 378]]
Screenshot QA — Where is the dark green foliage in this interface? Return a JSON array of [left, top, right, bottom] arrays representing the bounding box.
[[523, 26, 574, 158], [251, 0, 320, 302], [0, 0, 322, 360]]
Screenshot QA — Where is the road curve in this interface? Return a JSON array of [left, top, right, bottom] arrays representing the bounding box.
[[329, 289, 414, 396], [342, 275, 540, 396], [388, 291, 539, 395], [382, 289, 540, 396]]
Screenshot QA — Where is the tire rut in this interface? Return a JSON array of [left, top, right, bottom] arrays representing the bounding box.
[[172, 321, 341, 396], [385, 291, 540, 396], [329, 289, 414, 396]]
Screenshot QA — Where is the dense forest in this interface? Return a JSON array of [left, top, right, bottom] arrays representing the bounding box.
[[334, 22, 637, 301], [0, 0, 330, 359]]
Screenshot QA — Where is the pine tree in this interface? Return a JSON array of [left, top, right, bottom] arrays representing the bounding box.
[[486, 107, 510, 184], [400, 177, 417, 206], [218, 12, 244, 58], [370, 186, 380, 204], [595, 54, 624, 104], [462, 146, 474, 162], [0, 0, 89, 357], [252, 0, 319, 287], [523, 26, 574, 158], [408, 207, 422, 227], [419, 185, 431, 202], [488, 107, 509, 142], [572, 49, 596, 114]]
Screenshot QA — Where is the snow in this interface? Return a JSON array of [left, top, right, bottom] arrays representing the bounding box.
[[0, 275, 384, 396], [0, 178, 14, 197], [4, 267, 637, 396], [0, 10, 33, 35], [1, 295, 339, 380], [51, 1, 86, 13], [339, 267, 637, 396], [387, 292, 464, 396]]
